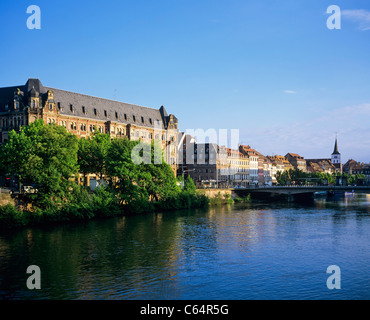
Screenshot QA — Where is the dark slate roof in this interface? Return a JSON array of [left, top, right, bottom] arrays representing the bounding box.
[[1, 79, 177, 130], [0, 86, 18, 109], [26, 78, 47, 94], [332, 138, 340, 155], [46, 86, 167, 129]]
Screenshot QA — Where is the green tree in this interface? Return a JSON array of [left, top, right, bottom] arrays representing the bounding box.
[[0, 120, 79, 209], [105, 137, 144, 206], [184, 176, 196, 194], [276, 170, 291, 185], [84, 130, 111, 180]]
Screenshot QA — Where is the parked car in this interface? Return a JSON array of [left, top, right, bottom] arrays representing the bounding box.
[[23, 186, 38, 194]]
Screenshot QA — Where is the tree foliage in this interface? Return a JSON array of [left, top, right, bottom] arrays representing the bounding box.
[[0, 121, 208, 226], [0, 120, 79, 209]]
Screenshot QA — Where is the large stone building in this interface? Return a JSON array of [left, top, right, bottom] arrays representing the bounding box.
[[0, 78, 179, 174]]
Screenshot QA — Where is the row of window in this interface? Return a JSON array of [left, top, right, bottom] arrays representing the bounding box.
[[66, 104, 159, 125], [45, 118, 173, 141], [0, 117, 24, 128]]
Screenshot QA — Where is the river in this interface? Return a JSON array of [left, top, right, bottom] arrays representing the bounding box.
[[1, 193, 370, 300]]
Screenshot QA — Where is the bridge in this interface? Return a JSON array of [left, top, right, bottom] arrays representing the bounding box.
[[232, 185, 370, 202]]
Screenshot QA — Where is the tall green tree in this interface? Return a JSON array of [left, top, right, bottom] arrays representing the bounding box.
[[184, 176, 196, 194], [105, 137, 144, 205], [0, 120, 79, 209], [78, 130, 111, 180]]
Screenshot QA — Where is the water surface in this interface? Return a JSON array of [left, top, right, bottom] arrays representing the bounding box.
[[1, 194, 370, 300]]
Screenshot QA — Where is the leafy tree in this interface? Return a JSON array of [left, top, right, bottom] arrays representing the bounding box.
[[0, 120, 79, 209], [184, 176, 196, 194], [79, 130, 111, 180], [105, 137, 145, 205], [276, 170, 291, 185]]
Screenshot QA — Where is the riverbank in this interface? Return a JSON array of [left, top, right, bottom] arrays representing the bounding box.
[[0, 190, 252, 230]]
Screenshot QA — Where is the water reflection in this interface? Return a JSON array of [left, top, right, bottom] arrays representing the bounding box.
[[1, 194, 370, 300]]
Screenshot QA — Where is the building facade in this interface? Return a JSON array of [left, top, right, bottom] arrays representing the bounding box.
[[0, 78, 179, 174], [285, 153, 307, 172]]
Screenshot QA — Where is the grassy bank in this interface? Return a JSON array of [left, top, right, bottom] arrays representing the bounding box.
[[0, 190, 252, 230], [0, 190, 209, 229]]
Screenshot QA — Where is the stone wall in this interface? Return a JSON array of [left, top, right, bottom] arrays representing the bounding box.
[[198, 189, 233, 198]]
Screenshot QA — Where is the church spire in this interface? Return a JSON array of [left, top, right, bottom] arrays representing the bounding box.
[[332, 136, 340, 155]]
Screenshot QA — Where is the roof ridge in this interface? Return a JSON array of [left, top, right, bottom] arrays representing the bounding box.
[[45, 86, 160, 111]]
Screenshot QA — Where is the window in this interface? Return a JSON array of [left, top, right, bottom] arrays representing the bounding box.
[[104, 110, 107, 117], [32, 100, 35, 108], [115, 111, 118, 119], [133, 115, 136, 122], [124, 114, 127, 120], [49, 103, 53, 110], [141, 116, 144, 123], [82, 106, 86, 114], [149, 118, 152, 124], [70, 104, 74, 112], [94, 108, 97, 116]]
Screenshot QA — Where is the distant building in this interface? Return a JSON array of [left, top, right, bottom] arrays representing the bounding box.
[[285, 153, 307, 172], [263, 157, 274, 185], [306, 159, 337, 174], [178, 138, 221, 188], [239, 145, 260, 185], [222, 148, 249, 187], [343, 159, 370, 183], [331, 136, 342, 173]]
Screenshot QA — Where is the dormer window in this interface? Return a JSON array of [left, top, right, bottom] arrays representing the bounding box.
[[104, 110, 107, 117], [70, 104, 74, 112], [94, 108, 97, 116], [115, 111, 118, 119], [32, 100, 36, 108], [149, 118, 152, 124], [49, 103, 53, 110], [15, 102, 19, 109], [124, 114, 127, 120], [82, 106, 86, 114], [133, 115, 136, 122], [141, 116, 144, 123]]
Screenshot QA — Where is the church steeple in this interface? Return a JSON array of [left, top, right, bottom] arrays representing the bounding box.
[[332, 136, 340, 155], [331, 135, 342, 172]]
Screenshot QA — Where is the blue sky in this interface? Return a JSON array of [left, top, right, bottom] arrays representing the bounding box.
[[1, 0, 370, 162]]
